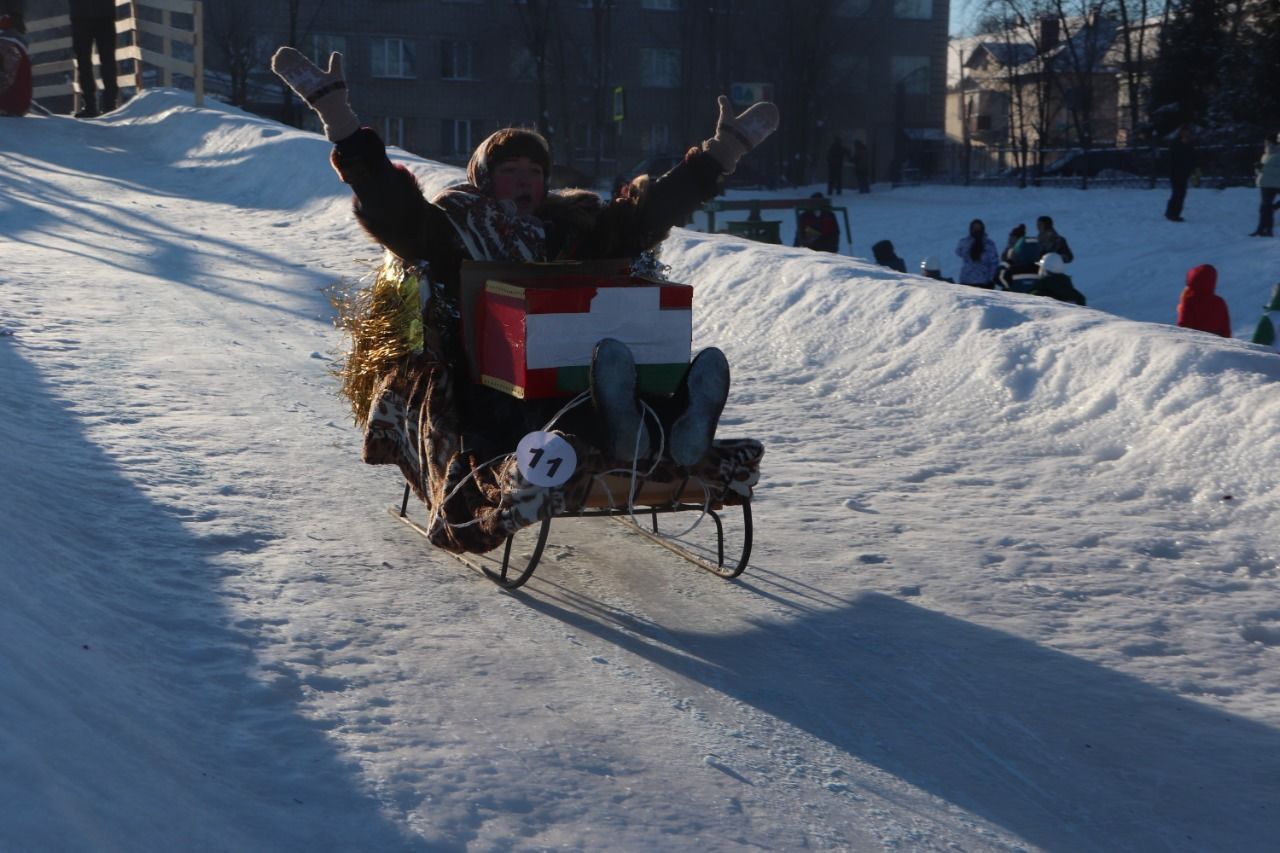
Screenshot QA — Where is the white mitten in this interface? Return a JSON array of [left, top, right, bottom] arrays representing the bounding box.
[[270, 47, 359, 142], [702, 95, 779, 174]]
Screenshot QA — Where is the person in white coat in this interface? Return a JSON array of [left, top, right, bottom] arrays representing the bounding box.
[[1250, 134, 1280, 237]]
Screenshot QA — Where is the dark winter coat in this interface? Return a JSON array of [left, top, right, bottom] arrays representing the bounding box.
[[331, 128, 721, 302], [1036, 228, 1074, 263], [1176, 264, 1231, 338], [1169, 137, 1196, 182], [1030, 272, 1086, 306], [827, 140, 852, 170], [852, 141, 869, 173], [330, 127, 723, 457], [998, 236, 1041, 292], [0, 31, 31, 116], [871, 239, 906, 272], [69, 0, 116, 20]]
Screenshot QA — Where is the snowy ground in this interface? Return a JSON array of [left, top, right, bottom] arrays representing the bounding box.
[[2, 91, 1278, 852]]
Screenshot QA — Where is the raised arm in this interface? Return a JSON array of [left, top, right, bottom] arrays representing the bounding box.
[[271, 47, 460, 275], [591, 95, 780, 257]]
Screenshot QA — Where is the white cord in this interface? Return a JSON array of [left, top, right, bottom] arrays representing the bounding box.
[[428, 390, 714, 542]]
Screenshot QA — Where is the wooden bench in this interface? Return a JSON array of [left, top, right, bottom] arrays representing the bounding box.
[[702, 198, 852, 249]]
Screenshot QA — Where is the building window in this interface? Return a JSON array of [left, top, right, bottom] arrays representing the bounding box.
[[640, 48, 681, 88], [443, 118, 481, 157], [643, 124, 670, 154], [641, 0, 681, 9], [572, 121, 617, 162], [371, 38, 414, 78], [442, 40, 475, 80], [509, 46, 537, 81], [304, 34, 348, 66], [835, 0, 872, 15], [379, 116, 406, 149], [891, 55, 930, 95], [893, 0, 932, 19], [829, 53, 869, 92]]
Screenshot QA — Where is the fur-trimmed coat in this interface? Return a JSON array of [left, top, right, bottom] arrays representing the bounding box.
[[330, 128, 722, 300], [330, 127, 724, 459], [328, 130, 760, 554]]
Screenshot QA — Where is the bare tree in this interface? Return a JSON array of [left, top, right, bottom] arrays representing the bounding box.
[[586, 0, 614, 182], [279, 0, 330, 126], [1106, 0, 1172, 146], [513, 0, 559, 142], [741, 0, 838, 185], [983, 0, 1062, 181], [1047, 0, 1114, 187], [207, 0, 262, 106]]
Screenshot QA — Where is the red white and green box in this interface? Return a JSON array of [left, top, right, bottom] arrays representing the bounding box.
[[477, 276, 692, 399]]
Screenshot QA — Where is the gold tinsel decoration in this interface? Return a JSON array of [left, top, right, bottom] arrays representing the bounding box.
[[329, 256, 425, 427]]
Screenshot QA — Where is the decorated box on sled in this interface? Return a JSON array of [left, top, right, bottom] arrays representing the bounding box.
[[462, 261, 693, 399]]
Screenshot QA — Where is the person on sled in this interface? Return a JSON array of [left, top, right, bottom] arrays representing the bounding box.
[[272, 47, 778, 469]]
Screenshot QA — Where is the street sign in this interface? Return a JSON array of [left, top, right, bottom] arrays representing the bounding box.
[[612, 86, 625, 122]]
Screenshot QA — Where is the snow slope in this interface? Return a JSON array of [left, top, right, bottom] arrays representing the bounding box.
[[2, 91, 1278, 852]]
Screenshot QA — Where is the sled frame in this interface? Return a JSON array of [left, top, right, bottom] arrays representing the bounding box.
[[393, 482, 753, 591]]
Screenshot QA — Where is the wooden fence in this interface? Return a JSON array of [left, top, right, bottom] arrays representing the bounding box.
[[25, 0, 203, 112]]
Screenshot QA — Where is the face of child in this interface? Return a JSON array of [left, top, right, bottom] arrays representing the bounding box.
[[491, 157, 546, 216]]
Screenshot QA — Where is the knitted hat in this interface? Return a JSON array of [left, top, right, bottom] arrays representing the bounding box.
[[466, 128, 552, 195]]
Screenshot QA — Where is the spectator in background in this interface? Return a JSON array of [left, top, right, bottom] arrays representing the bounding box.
[[1035, 215, 1074, 262], [1176, 264, 1231, 338], [826, 136, 853, 196], [69, 0, 118, 118], [872, 239, 906, 273], [919, 257, 953, 282], [853, 140, 871, 194], [1030, 253, 1086, 306], [996, 224, 1040, 292], [794, 192, 841, 253], [1249, 133, 1280, 237], [1165, 124, 1197, 222], [954, 218, 999, 288], [0, 12, 31, 117]]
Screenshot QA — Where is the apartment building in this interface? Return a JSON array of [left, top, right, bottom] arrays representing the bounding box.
[[26, 0, 950, 185]]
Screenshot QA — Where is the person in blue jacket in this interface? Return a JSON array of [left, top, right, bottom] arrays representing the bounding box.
[[955, 219, 999, 288]]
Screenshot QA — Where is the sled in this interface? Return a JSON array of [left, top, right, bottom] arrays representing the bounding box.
[[390, 448, 757, 591], [339, 256, 762, 590]]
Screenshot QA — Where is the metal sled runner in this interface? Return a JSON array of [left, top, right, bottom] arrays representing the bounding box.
[[391, 475, 755, 591]]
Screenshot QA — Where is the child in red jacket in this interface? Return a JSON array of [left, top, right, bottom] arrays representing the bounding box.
[[1177, 264, 1232, 338]]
